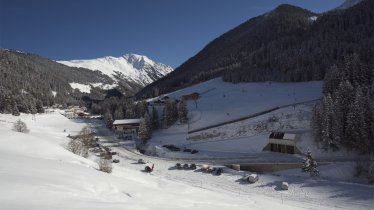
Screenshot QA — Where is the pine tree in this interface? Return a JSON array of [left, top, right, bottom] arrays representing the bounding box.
[[12, 103, 20, 116], [138, 114, 151, 141], [368, 158, 374, 185], [165, 99, 178, 126], [113, 107, 124, 120], [152, 106, 159, 129], [321, 94, 334, 150], [178, 100, 188, 124], [346, 88, 369, 153], [103, 111, 113, 128], [311, 104, 322, 142], [36, 100, 44, 113], [302, 149, 319, 177], [125, 109, 135, 119]]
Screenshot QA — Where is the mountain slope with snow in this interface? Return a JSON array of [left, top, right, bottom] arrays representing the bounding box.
[[0, 112, 313, 210], [58, 54, 173, 87]]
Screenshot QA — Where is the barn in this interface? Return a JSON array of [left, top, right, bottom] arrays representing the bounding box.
[[262, 132, 301, 154], [113, 119, 141, 140]]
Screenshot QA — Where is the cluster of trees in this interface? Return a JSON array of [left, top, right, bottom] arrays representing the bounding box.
[[165, 99, 188, 126], [90, 95, 189, 142], [312, 54, 374, 154], [138, 99, 188, 142], [90, 97, 149, 128]]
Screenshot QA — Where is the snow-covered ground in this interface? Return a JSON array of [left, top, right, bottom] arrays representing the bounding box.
[[150, 78, 322, 130], [1, 112, 373, 209], [144, 78, 326, 159]]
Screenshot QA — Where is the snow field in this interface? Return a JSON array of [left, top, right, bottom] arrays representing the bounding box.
[[0, 112, 304, 210]]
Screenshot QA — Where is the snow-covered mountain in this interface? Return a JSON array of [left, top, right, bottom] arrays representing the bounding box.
[[335, 0, 363, 10], [58, 54, 173, 87]]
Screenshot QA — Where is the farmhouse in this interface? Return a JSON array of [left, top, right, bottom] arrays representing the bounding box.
[[262, 132, 301, 154], [113, 119, 141, 140]]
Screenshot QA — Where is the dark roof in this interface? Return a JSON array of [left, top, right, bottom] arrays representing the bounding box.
[[269, 132, 285, 139], [269, 132, 297, 140]]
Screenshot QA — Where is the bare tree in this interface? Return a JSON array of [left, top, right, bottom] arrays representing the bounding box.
[[79, 127, 95, 148], [67, 139, 88, 158], [13, 119, 29, 133], [98, 158, 112, 173]]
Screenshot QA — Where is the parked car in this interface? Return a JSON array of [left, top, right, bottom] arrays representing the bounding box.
[[242, 173, 259, 183], [213, 168, 223, 176], [175, 163, 182, 169], [190, 150, 198, 154], [183, 163, 189, 169], [189, 163, 197, 170], [281, 182, 289, 190]]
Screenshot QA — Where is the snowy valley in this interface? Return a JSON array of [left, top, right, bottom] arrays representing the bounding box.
[[1, 78, 373, 210]]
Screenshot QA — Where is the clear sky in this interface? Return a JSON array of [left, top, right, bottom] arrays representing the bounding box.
[[0, 0, 344, 68]]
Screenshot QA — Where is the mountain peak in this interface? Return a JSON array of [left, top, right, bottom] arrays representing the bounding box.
[[270, 4, 314, 16], [58, 54, 173, 87]]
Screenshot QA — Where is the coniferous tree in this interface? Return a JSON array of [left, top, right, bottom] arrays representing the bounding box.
[[165, 99, 178, 126], [346, 88, 368, 153], [152, 106, 159, 129], [368, 158, 374, 185], [178, 100, 188, 124], [302, 150, 319, 177], [321, 94, 334, 150], [12, 103, 20, 116], [103, 111, 113, 128], [138, 113, 151, 141], [312, 54, 374, 153], [311, 104, 322, 142], [113, 106, 124, 120]]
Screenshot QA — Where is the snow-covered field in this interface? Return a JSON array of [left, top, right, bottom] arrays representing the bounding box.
[[149, 78, 323, 130], [144, 78, 327, 159], [1, 112, 373, 209]]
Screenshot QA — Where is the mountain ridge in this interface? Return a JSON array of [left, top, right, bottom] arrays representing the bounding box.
[[58, 54, 173, 87], [136, 0, 374, 99]]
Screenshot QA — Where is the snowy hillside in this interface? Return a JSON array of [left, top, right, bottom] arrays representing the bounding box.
[[1, 111, 373, 209], [58, 54, 173, 87], [0, 112, 264, 210], [150, 78, 323, 130], [143, 78, 327, 159]]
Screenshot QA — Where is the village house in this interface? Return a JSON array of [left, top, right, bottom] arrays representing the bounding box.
[[262, 132, 302, 154], [113, 119, 141, 140]]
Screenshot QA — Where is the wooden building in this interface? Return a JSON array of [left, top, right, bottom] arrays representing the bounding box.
[[113, 119, 141, 140], [262, 132, 301, 154]]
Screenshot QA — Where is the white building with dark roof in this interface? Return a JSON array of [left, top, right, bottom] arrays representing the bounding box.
[[113, 119, 141, 140], [263, 132, 301, 154]]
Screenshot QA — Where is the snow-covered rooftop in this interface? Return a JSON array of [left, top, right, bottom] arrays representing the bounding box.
[[113, 119, 141, 125]]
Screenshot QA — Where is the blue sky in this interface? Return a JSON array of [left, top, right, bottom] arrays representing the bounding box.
[[0, 0, 344, 68]]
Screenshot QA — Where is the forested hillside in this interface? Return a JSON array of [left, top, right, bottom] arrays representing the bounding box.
[[0, 49, 114, 114], [137, 0, 374, 98], [312, 54, 374, 154]]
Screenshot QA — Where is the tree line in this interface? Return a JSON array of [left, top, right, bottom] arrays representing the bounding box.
[[312, 54, 374, 154]]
